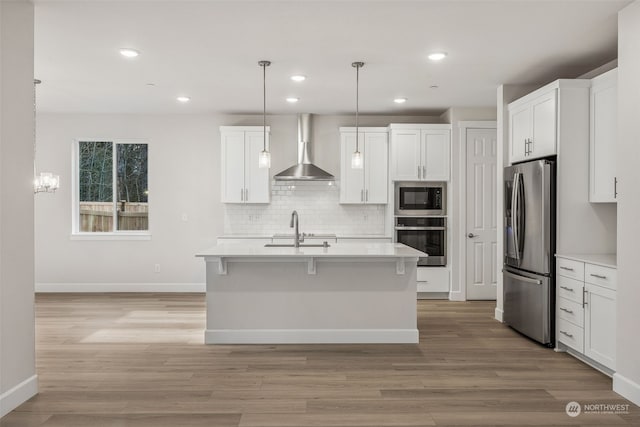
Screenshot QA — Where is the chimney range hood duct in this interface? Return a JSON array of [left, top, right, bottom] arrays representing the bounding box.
[[274, 113, 334, 181]]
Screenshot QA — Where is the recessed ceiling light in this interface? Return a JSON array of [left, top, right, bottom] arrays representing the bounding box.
[[290, 75, 306, 82], [394, 98, 407, 104], [286, 97, 299, 103], [119, 48, 140, 58], [176, 96, 190, 103], [428, 52, 447, 61]]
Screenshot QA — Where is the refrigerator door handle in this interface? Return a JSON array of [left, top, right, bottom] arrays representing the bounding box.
[[511, 172, 521, 260], [503, 269, 542, 285]]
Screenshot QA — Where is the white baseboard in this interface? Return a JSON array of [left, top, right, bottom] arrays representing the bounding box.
[[205, 328, 419, 344], [448, 290, 465, 301], [494, 307, 504, 322], [35, 282, 205, 293], [0, 375, 38, 418], [613, 372, 640, 406]]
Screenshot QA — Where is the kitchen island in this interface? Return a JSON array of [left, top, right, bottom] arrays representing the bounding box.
[[196, 242, 424, 344]]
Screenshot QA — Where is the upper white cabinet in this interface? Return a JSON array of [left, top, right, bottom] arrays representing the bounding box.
[[509, 88, 557, 163], [589, 68, 618, 203], [508, 80, 590, 165], [339, 127, 388, 204], [389, 124, 451, 181], [220, 126, 270, 204]]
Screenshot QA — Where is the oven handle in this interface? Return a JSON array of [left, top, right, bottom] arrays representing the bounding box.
[[395, 226, 446, 231]]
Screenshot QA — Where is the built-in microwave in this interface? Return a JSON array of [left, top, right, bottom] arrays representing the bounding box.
[[394, 182, 446, 216]]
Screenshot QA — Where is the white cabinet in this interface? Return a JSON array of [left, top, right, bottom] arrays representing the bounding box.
[[416, 267, 449, 293], [556, 255, 616, 371], [584, 282, 616, 368], [220, 126, 270, 204], [509, 88, 557, 163], [589, 69, 618, 203], [339, 128, 388, 204], [389, 124, 451, 181]]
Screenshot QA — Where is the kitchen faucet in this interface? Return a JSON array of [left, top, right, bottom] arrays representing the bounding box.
[[290, 210, 305, 247]]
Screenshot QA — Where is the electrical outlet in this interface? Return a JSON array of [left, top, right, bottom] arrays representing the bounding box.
[[154, 264, 161, 273]]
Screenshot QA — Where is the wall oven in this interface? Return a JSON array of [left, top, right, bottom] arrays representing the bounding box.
[[395, 217, 446, 266], [395, 182, 446, 216]]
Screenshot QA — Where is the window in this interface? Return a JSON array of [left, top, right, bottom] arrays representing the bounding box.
[[74, 140, 149, 236]]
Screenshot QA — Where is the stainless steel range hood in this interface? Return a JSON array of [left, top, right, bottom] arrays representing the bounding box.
[[274, 113, 334, 181]]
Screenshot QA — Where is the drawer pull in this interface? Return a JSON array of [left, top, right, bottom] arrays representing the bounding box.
[[590, 273, 607, 279], [560, 286, 574, 292], [560, 307, 574, 314], [560, 266, 575, 271], [560, 330, 574, 338]]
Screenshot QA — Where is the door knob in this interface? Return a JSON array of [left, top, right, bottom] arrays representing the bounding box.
[[468, 233, 476, 238]]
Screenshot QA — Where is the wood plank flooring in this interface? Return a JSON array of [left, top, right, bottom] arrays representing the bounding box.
[[1, 293, 638, 426]]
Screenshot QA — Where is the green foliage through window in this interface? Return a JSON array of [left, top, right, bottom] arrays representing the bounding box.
[[77, 141, 148, 232]]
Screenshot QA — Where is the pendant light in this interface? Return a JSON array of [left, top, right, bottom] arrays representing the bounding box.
[[258, 60, 271, 168], [33, 79, 60, 193], [351, 62, 364, 169]]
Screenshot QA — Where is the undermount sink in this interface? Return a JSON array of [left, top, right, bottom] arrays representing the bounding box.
[[264, 243, 330, 248]]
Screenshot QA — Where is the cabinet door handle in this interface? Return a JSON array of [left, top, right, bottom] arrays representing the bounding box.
[[361, 189, 364, 202], [590, 273, 607, 279], [560, 330, 574, 338], [422, 165, 426, 178], [614, 177, 618, 199], [559, 286, 574, 292], [560, 307, 574, 314], [417, 165, 421, 179], [524, 139, 528, 155], [245, 188, 248, 201], [240, 188, 244, 201], [583, 289, 588, 307], [559, 266, 574, 271]]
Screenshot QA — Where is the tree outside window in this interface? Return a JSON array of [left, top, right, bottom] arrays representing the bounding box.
[[77, 141, 148, 233]]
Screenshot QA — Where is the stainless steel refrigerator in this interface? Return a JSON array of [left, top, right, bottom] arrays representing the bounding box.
[[503, 159, 555, 346]]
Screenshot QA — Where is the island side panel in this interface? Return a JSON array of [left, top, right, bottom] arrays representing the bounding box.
[[204, 259, 418, 344]]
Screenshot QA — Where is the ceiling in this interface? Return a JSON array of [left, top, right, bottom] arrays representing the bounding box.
[[34, 0, 630, 115]]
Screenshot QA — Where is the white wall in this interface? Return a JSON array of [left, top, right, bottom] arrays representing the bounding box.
[[35, 113, 439, 288], [614, 0, 640, 406], [441, 108, 497, 301], [0, 0, 37, 417]]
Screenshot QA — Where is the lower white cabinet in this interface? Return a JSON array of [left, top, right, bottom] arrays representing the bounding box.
[[416, 267, 449, 293], [556, 255, 616, 371]]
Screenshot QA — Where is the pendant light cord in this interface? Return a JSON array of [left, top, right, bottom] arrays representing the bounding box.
[[34, 79, 41, 188], [352, 62, 364, 152], [259, 60, 271, 152]]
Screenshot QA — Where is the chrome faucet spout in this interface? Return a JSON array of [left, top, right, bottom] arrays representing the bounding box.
[[290, 210, 300, 248]]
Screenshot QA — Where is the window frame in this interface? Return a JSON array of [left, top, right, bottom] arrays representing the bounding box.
[[71, 138, 151, 240]]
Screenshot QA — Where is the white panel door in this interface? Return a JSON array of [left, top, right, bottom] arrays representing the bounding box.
[[509, 104, 530, 164], [221, 131, 245, 203], [530, 90, 557, 158], [422, 130, 450, 180], [391, 130, 421, 180], [340, 132, 366, 203], [244, 131, 270, 203], [465, 128, 498, 300], [584, 283, 616, 369], [364, 132, 388, 203]]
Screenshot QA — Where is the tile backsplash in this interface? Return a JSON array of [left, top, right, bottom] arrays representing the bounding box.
[[224, 181, 387, 236]]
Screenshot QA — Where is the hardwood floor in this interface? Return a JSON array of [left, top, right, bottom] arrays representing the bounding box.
[[2, 293, 638, 426]]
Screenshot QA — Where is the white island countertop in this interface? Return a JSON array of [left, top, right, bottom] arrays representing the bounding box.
[[197, 242, 425, 259]]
